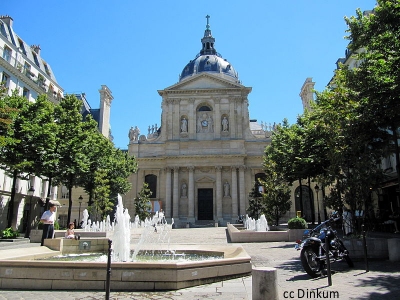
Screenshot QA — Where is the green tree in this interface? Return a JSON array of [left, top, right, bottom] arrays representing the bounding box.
[[22, 95, 58, 206], [319, 71, 384, 209], [246, 185, 264, 220], [344, 1, 400, 189], [261, 155, 292, 226], [76, 131, 114, 209], [53, 95, 98, 224], [106, 148, 137, 201], [0, 86, 18, 148], [134, 183, 152, 221], [0, 91, 40, 228], [90, 169, 112, 221]]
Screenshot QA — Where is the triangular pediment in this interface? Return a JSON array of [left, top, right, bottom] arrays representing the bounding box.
[[196, 176, 215, 183], [165, 73, 242, 91]]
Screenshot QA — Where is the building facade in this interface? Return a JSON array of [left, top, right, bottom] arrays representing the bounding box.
[[0, 15, 114, 230], [124, 18, 281, 227]]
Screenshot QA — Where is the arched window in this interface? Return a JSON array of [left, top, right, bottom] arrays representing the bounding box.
[[198, 105, 211, 111], [145, 174, 157, 198]]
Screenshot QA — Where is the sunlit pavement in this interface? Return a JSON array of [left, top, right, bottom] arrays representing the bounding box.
[[1, 227, 400, 299]]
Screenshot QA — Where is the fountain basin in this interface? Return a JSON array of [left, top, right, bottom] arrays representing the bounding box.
[[0, 239, 251, 291], [227, 223, 304, 242]]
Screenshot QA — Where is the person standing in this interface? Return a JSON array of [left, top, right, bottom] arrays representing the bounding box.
[[40, 203, 57, 246]]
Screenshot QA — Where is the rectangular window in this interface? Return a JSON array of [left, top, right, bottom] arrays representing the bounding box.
[[18, 39, 26, 55], [2, 46, 12, 63], [43, 62, 51, 76], [22, 87, 30, 98], [24, 62, 33, 78], [32, 52, 40, 67], [0, 22, 7, 37], [1, 72, 10, 87]]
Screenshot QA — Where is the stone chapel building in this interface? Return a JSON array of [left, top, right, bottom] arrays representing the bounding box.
[[124, 17, 274, 227]]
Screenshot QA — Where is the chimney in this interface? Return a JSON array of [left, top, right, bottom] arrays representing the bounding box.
[[31, 44, 41, 56], [0, 15, 13, 28]]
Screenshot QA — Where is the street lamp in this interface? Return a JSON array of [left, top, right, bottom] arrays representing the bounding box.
[[78, 195, 83, 228], [257, 185, 264, 220], [315, 184, 321, 224], [24, 186, 35, 238]]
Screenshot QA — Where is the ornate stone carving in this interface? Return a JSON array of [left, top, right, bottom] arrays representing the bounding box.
[[196, 113, 214, 133]]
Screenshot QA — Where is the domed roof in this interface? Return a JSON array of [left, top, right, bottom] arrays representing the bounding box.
[[179, 16, 239, 83]]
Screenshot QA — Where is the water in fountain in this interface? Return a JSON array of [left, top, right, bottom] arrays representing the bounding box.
[[81, 209, 89, 229], [245, 214, 269, 231], [131, 211, 174, 261], [112, 194, 131, 262]]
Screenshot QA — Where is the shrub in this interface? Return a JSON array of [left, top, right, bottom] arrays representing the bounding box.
[[1, 227, 20, 239], [288, 217, 308, 229]]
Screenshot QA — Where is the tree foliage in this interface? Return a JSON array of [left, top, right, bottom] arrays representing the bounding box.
[[134, 183, 152, 221], [53, 95, 100, 224], [260, 154, 292, 226]]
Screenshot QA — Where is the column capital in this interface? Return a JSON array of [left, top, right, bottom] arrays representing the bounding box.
[[187, 166, 195, 171], [215, 166, 222, 171], [239, 165, 246, 170]]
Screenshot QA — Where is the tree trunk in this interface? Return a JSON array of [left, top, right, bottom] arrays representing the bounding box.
[[308, 177, 315, 224], [67, 185, 73, 225], [7, 170, 18, 228], [45, 174, 53, 210], [298, 178, 303, 216], [391, 124, 400, 196]]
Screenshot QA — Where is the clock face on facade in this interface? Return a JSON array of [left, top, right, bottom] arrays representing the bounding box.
[[201, 120, 208, 127]]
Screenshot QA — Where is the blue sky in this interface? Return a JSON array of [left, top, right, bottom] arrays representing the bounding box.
[[4, 1, 376, 149]]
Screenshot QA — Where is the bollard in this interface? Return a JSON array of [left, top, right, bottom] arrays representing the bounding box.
[[362, 224, 369, 272], [325, 229, 332, 286], [105, 239, 112, 300], [388, 239, 400, 262], [252, 267, 278, 300]]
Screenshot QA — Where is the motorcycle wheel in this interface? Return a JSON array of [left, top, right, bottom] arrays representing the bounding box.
[[300, 247, 321, 278], [338, 240, 354, 267]]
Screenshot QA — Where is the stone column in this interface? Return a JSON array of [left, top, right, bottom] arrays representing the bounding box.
[[216, 166, 222, 220], [165, 167, 172, 218], [239, 165, 246, 215], [231, 166, 238, 220], [173, 167, 179, 218], [188, 166, 195, 221]]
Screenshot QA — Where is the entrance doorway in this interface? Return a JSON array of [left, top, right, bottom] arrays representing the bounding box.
[[198, 188, 213, 220]]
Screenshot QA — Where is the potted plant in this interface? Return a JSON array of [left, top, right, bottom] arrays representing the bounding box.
[[288, 217, 308, 241], [1, 227, 20, 239]]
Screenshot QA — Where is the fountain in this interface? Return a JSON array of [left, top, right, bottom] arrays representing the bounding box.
[[245, 214, 270, 232], [112, 195, 131, 262], [228, 214, 305, 243], [0, 195, 251, 291]]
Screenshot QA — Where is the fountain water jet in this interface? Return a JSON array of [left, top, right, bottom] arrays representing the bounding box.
[[112, 194, 131, 262], [245, 214, 269, 231]]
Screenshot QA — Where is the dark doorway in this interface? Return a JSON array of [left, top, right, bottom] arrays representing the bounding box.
[[295, 185, 315, 222], [198, 188, 213, 220]]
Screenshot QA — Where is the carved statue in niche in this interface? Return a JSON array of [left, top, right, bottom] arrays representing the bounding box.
[[224, 181, 230, 197], [222, 116, 229, 132], [181, 183, 187, 197], [197, 113, 214, 133], [181, 117, 188, 132]]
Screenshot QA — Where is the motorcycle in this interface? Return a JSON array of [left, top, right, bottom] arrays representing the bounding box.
[[295, 217, 354, 278]]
